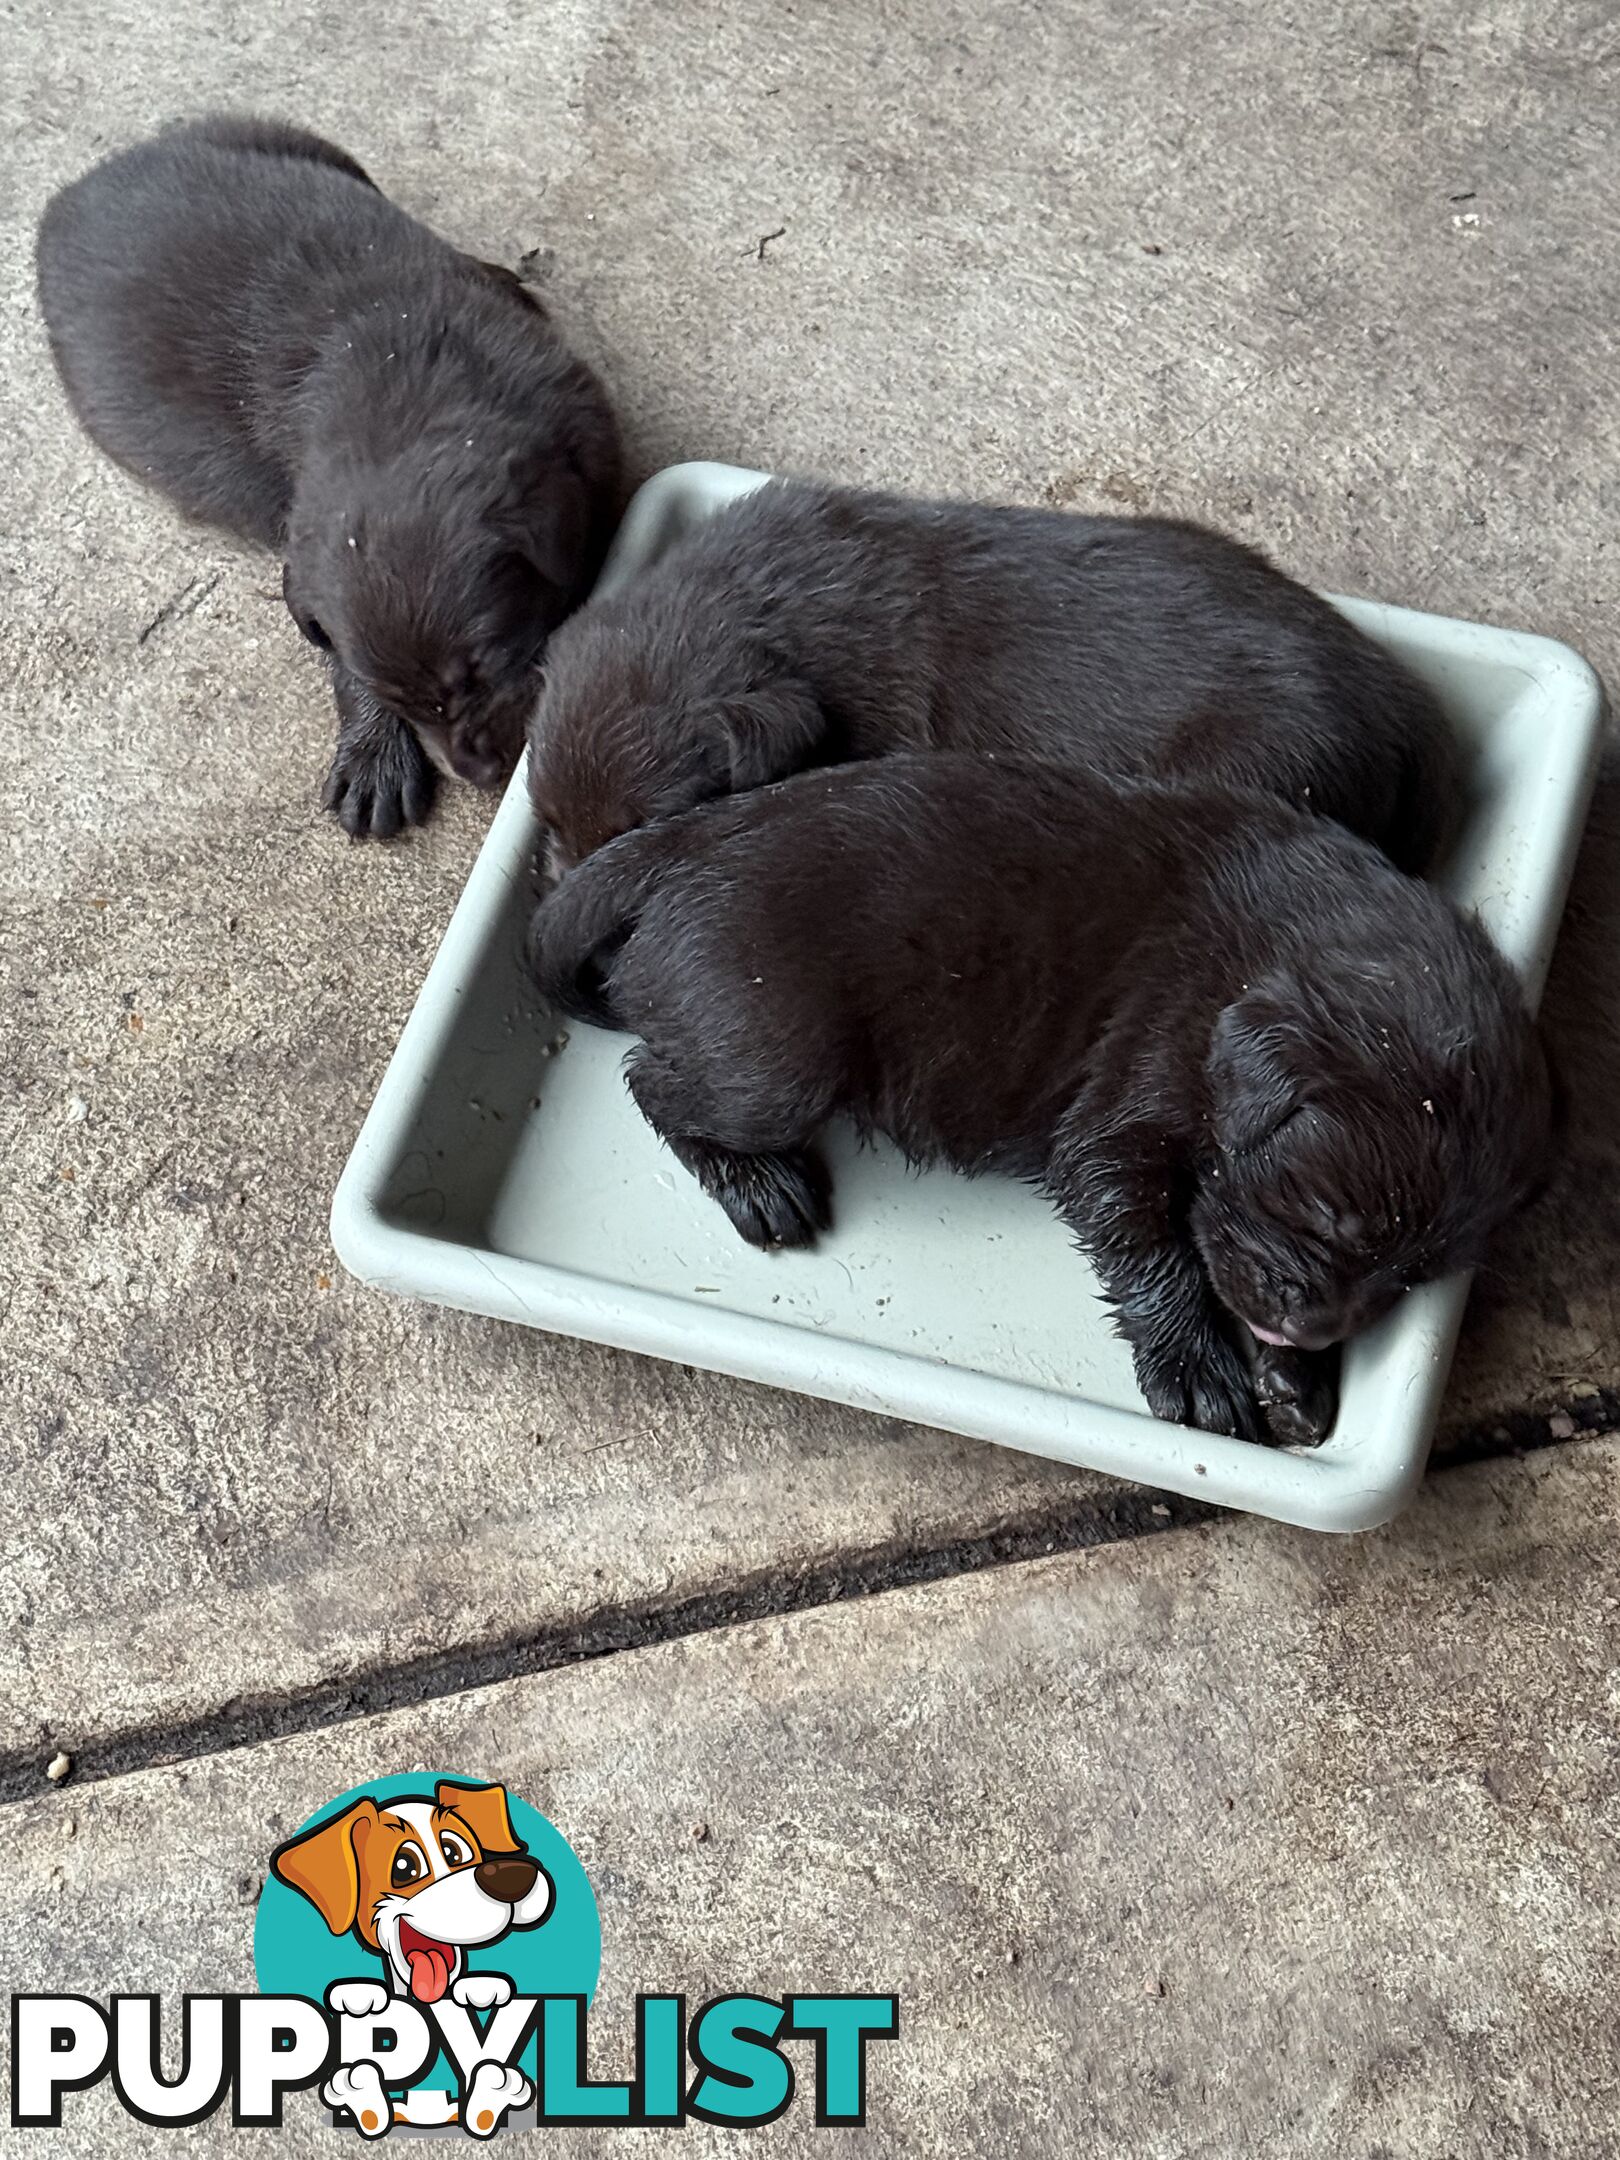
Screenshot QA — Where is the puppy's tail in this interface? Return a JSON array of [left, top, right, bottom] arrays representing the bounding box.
[[529, 826, 684, 1028]]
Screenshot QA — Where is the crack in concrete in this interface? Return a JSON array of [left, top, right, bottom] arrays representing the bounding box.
[[3, 1392, 1613, 1807], [136, 571, 222, 646]]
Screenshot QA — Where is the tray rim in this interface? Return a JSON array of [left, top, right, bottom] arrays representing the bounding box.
[[331, 460, 1606, 1534]]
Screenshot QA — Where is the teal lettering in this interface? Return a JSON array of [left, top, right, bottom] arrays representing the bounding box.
[[634, 1995, 684, 2123], [688, 1996, 792, 2125], [538, 1998, 631, 2122], [786, 1994, 898, 2123]]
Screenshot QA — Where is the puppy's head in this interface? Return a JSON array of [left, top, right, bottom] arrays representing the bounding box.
[[285, 450, 594, 788], [270, 1780, 553, 2004], [528, 609, 824, 876], [1191, 949, 1554, 1352]]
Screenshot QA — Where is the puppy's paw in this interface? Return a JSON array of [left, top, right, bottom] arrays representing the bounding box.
[[1253, 1344, 1339, 1447], [323, 2062, 392, 2138], [326, 1979, 390, 2020], [450, 1972, 513, 2012], [682, 1142, 830, 1251], [1138, 1333, 1264, 1444], [322, 724, 436, 840], [463, 2062, 532, 2138], [723, 1149, 830, 1250]]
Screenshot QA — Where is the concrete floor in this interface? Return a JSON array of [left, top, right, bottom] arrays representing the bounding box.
[[8, 1440, 1620, 2155], [2, 0, 1618, 2148]]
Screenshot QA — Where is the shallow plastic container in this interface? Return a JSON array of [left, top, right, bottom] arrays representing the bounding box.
[[331, 461, 1605, 1531]]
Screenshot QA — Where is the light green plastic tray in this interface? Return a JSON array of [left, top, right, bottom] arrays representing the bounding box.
[[331, 462, 1604, 1531]]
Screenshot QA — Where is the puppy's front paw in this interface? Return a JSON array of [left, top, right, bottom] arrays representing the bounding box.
[[326, 1979, 391, 2019], [720, 1148, 830, 1250], [675, 1140, 831, 1251], [322, 724, 436, 840], [450, 1972, 513, 2011], [323, 2062, 392, 2138], [1137, 1331, 1263, 1444], [1253, 1343, 1339, 1447], [463, 2062, 532, 2138]]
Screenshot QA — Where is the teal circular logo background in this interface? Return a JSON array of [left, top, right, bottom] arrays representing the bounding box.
[[254, 1773, 600, 2095]]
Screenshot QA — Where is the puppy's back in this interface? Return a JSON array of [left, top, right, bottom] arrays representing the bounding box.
[[535, 479, 1457, 874], [541, 757, 1207, 1166], [37, 119, 440, 542], [831, 487, 1460, 873], [170, 115, 378, 188]]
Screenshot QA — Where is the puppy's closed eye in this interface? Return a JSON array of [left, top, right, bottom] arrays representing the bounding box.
[[281, 561, 334, 652], [1253, 1185, 1335, 1239], [1267, 1192, 1365, 1246], [1322, 1206, 1368, 1247]]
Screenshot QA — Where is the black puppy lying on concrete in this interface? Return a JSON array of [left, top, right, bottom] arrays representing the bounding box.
[[531, 755, 1552, 1443], [527, 480, 1455, 876], [38, 115, 621, 838]]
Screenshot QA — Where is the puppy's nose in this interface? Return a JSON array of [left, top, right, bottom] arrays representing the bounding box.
[[451, 726, 515, 790], [1287, 1280, 1402, 1353], [475, 1852, 539, 1902], [1282, 1320, 1342, 1353]]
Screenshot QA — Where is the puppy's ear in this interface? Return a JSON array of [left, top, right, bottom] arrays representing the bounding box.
[[436, 1779, 524, 1856], [502, 466, 590, 597], [270, 1798, 378, 1935], [713, 679, 826, 791], [1207, 976, 1313, 1155]]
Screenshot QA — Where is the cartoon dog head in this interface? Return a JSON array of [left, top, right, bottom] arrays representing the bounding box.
[[271, 1781, 555, 2004]]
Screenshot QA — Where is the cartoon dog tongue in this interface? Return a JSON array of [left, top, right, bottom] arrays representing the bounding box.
[[404, 1936, 454, 2003]]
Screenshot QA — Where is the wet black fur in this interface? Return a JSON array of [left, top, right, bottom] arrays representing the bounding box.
[[531, 756, 1553, 1444], [528, 479, 1457, 874]]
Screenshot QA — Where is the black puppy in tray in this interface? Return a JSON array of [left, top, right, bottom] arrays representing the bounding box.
[[532, 755, 1554, 1446]]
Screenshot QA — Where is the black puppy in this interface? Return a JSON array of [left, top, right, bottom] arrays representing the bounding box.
[[528, 480, 1455, 875], [531, 755, 1552, 1443], [37, 116, 621, 837]]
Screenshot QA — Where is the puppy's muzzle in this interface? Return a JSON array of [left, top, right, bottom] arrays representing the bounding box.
[[451, 730, 515, 790], [1253, 1281, 1401, 1354], [474, 1851, 541, 1902]]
